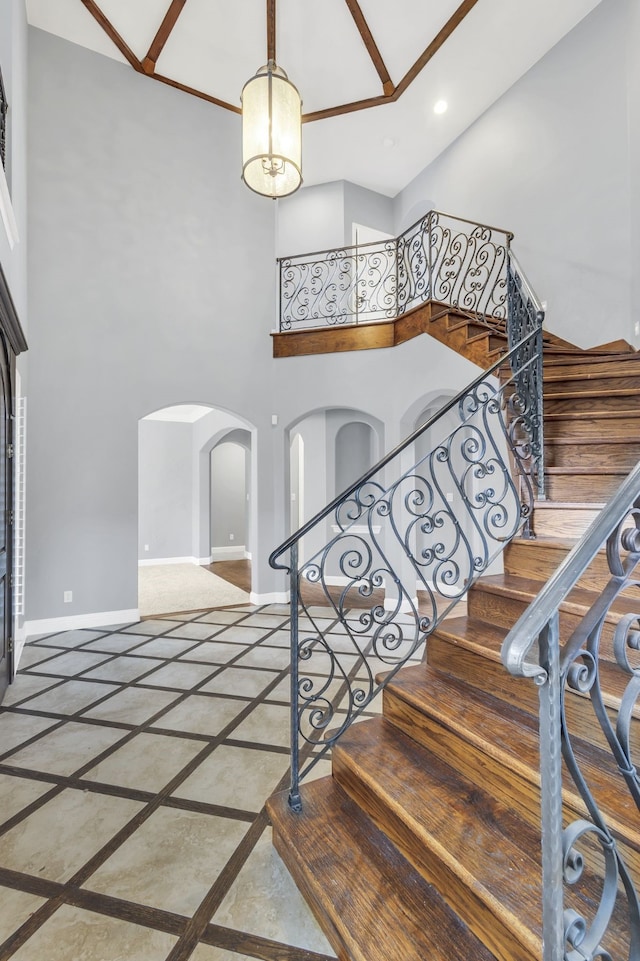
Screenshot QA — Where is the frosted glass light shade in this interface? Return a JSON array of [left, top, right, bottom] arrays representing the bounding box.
[[241, 61, 302, 199]]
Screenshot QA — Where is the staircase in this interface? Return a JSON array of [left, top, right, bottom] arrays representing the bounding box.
[[267, 344, 640, 961]]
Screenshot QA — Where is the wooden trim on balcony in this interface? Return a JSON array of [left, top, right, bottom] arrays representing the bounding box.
[[272, 302, 434, 358]]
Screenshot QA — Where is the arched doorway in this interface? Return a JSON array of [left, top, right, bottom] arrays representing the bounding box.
[[138, 404, 255, 616]]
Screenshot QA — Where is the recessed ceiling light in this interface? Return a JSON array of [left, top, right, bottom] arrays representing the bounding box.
[[433, 100, 448, 115], [382, 136, 396, 148]]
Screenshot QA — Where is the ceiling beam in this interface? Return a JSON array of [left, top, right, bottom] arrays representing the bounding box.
[[79, 1, 142, 72], [304, 0, 480, 123], [267, 0, 276, 63], [153, 73, 242, 115], [395, 0, 481, 97], [142, 0, 188, 76], [81, 0, 480, 125], [344, 0, 394, 96]]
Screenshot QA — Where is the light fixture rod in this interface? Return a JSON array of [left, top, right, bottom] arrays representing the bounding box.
[[267, 0, 277, 63]]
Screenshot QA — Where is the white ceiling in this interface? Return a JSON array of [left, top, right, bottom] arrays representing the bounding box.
[[26, 0, 603, 196]]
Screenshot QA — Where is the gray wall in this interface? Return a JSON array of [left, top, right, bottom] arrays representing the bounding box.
[[394, 0, 633, 348], [335, 422, 375, 497], [138, 420, 194, 561], [276, 179, 394, 258], [343, 182, 394, 245], [26, 28, 276, 619], [210, 441, 247, 550]]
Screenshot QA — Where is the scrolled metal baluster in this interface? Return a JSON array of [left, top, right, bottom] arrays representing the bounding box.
[[289, 543, 302, 812], [558, 640, 640, 960], [277, 311, 547, 809], [561, 820, 624, 961], [607, 508, 640, 579], [334, 480, 385, 531]]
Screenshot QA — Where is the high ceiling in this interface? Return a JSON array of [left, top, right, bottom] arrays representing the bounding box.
[[26, 0, 602, 196]]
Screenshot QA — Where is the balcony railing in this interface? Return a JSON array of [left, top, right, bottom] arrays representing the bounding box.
[[278, 210, 514, 332]]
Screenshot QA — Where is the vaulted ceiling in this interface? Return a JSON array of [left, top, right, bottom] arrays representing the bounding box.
[[26, 0, 603, 195]]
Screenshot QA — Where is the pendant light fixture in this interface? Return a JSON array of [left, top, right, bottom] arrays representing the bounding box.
[[241, 4, 302, 199]]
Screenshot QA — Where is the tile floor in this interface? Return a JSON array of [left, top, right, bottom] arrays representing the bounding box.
[[0, 603, 420, 961]]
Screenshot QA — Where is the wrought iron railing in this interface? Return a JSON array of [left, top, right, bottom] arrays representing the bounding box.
[[0, 68, 7, 170], [502, 462, 640, 961], [277, 210, 513, 332], [270, 253, 544, 811]]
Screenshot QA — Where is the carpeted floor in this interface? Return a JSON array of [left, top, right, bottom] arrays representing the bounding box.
[[138, 564, 249, 616]]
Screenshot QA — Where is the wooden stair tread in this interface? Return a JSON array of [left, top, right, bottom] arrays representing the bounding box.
[[544, 466, 629, 475], [384, 665, 640, 843], [545, 408, 640, 421], [533, 499, 606, 508], [511, 534, 579, 548], [333, 718, 542, 961], [544, 435, 632, 445], [430, 614, 638, 713], [544, 366, 640, 383], [431, 614, 506, 663], [543, 351, 640, 367], [544, 381, 640, 400], [475, 572, 639, 621], [267, 777, 496, 961]]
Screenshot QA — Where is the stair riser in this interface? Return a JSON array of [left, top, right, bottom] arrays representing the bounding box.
[[532, 506, 600, 538], [427, 321, 494, 368], [544, 381, 640, 400], [544, 442, 640, 469], [332, 746, 540, 961], [545, 395, 640, 415], [504, 541, 611, 593], [428, 633, 538, 713], [467, 586, 619, 651], [271, 828, 346, 959], [544, 372, 640, 389], [382, 688, 640, 880], [545, 417, 640, 440], [428, 633, 625, 756], [545, 473, 623, 502]]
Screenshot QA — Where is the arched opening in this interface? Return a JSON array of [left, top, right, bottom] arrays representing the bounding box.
[[138, 404, 255, 616], [335, 420, 376, 496], [210, 429, 251, 561], [289, 432, 304, 535]]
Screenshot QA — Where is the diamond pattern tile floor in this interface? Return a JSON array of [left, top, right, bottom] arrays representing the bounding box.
[[0, 605, 340, 961], [0, 601, 425, 960]]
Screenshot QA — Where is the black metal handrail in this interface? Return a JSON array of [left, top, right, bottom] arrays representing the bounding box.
[[502, 463, 640, 960], [0, 67, 7, 170], [271, 247, 545, 811], [277, 209, 514, 332]]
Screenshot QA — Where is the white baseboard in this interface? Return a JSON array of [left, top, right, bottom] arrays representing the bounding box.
[[210, 546, 247, 562], [244, 550, 252, 560], [23, 608, 139, 639], [250, 591, 290, 605], [138, 556, 199, 567]]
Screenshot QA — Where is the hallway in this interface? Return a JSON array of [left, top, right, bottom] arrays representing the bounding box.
[[0, 604, 365, 960]]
